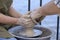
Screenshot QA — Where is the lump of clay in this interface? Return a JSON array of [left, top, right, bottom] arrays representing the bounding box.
[[19, 28, 34, 37]]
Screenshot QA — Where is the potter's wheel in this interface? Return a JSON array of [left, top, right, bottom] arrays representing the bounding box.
[[8, 26, 42, 38]]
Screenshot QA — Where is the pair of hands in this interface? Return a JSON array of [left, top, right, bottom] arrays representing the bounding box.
[[17, 11, 35, 28], [16, 10, 45, 28]]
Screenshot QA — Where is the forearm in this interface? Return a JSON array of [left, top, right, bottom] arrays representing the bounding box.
[[38, 0, 60, 16], [0, 13, 18, 25], [30, 0, 59, 23], [9, 7, 22, 18]]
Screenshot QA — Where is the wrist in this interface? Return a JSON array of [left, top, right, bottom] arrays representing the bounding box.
[[15, 18, 20, 25]]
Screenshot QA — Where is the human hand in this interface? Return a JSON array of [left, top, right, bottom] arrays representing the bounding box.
[[16, 11, 35, 28], [30, 8, 45, 23]]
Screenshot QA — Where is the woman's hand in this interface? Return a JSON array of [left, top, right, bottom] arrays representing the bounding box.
[[16, 11, 35, 28]]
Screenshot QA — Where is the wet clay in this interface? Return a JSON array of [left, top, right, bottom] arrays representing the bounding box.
[[19, 26, 35, 37]]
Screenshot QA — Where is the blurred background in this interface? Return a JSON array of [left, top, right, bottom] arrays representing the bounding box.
[[10, 0, 60, 40]]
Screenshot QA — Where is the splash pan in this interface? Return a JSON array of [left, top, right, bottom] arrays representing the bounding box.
[[8, 25, 52, 40], [8, 26, 42, 38]]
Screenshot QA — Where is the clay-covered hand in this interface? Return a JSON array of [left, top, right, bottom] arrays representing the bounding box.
[[30, 8, 45, 23], [16, 11, 35, 28]]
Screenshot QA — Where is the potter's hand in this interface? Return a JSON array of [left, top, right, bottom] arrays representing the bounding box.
[[16, 9, 45, 27], [30, 8, 45, 23], [16, 11, 35, 28]]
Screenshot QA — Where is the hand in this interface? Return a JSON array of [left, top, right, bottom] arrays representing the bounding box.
[[16, 11, 35, 28], [30, 8, 45, 23]]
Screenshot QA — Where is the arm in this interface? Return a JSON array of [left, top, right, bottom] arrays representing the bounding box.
[[9, 6, 22, 18], [39, 0, 60, 15], [0, 6, 23, 25], [29, 0, 60, 23], [0, 13, 18, 25]]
